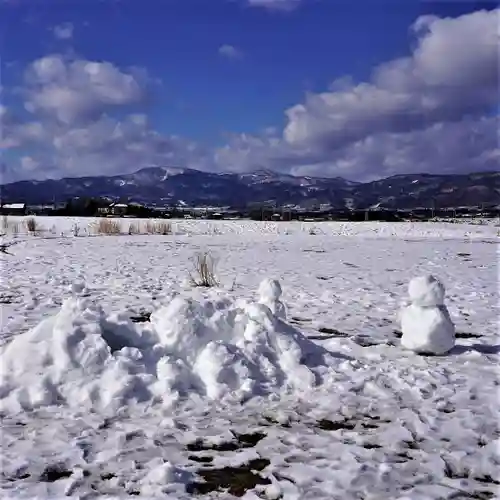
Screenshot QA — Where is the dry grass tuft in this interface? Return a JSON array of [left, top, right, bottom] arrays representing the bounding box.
[[97, 218, 122, 235], [189, 252, 219, 287], [145, 220, 171, 235], [156, 221, 172, 235]]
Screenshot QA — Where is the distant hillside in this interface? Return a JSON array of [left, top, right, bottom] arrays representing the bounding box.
[[1, 167, 499, 209]]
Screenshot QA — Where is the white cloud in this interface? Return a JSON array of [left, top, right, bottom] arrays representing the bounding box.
[[218, 44, 244, 60], [282, 9, 498, 149], [22, 54, 150, 124], [53, 22, 74, 40], [212, 9, 499, 180], [2, 9, 498, 183]]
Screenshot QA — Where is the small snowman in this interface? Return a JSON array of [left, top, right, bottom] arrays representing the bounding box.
[[257, 278, 287, 321], [400, 275, 455, 355]]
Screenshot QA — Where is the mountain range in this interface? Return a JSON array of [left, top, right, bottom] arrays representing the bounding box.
[[1, 167, 499, 210]]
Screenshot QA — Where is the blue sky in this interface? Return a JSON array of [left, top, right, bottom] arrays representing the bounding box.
[[0, 0, 498, 182]]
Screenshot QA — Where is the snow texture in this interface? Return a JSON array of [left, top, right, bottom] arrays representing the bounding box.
[[0, 218, 498, 499], [401, 276, 456, 355]]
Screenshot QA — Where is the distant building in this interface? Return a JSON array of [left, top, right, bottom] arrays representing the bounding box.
[[98, 202, 129, 217], [111, 203, 128, 216], [1, 203, 26, 216]]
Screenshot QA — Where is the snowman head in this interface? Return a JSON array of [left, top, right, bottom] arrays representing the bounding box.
[[258, 278, 282, 301], [408, 275, 445, 307]]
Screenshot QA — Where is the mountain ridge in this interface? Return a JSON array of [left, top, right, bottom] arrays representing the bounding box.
[[1, 167, 499, 210]]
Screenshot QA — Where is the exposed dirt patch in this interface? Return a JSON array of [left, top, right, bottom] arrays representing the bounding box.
[[100, 472, 116, 481], [456, 332, 482, 339], [39, 464, 73, 482], [186, 431, 266, 452], [188, 455, 214, 464], [362, 443, 382, 449], [232, 431, 266, 447], [186, 458, 271, 497], [475, 475, 500, 485], [261, 415, 292, 428], [316, 414, 389, 433], [291, 316, 313, 323], [447, 492, 495, 500], [316, 419, 356, 431], [438, 404, 455, 414], [3, 469, 31, 482], [402, 439, 422, 450], [318, 327, 349, 337], [343, 262, 359, 268], [129, 311, 151, 323]]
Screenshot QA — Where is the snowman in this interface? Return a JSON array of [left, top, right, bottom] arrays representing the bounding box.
[[400, 275, 455, 355], [257, 278, 287, 321]]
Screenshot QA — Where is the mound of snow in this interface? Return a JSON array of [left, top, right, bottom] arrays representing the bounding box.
[[0, 293, 337, 413], [400, 275, 455, 355]]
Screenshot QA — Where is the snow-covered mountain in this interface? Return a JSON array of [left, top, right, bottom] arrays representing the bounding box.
[[1, 167, 499, 209]]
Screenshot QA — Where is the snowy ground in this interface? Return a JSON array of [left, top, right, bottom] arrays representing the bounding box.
[[0, 218, 499, 499]]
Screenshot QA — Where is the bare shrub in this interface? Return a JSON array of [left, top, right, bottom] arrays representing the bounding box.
[[97, 218, 122, 235], [189, 252, 219, 287], [25, 217, 39, 235], [2, 216, 8, 232]]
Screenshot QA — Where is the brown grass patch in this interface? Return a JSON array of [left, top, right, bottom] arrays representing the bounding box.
[[97, 218, 122, 235], [144, 221, 171, 235]]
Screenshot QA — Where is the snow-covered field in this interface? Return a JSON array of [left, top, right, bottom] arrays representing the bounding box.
[[0, 218, 498, 499]]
